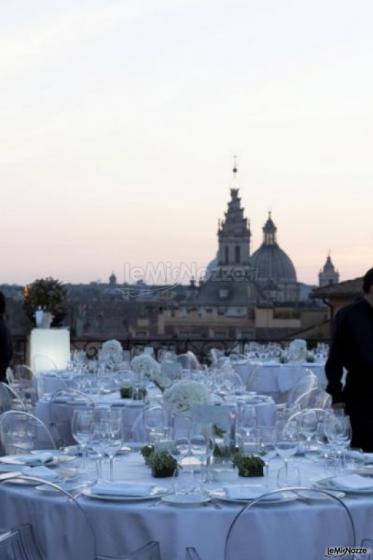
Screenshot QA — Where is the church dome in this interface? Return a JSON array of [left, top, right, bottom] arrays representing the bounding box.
[[251, 244, 297, 282], [251, 213, 297, 282], [205, 256, 218, 280]]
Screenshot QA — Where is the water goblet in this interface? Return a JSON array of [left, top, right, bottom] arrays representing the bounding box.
[[71, 408, 94, 472]]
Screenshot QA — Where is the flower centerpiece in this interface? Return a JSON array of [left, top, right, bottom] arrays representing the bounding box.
[[163, 380, 210, 415], [131, 354, 170, 391], [149, 451, 178, 478], [100, 339, 123, 364], [233, 454, 265, 477], [288, 339, 307, 362], [23, 277, 68, 327]]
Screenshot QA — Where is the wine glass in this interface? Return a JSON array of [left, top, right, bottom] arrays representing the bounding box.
[[257, 426, 277, 486], [275, 419, 299, 484], [299, 410, 319, 452], [71, 408, 94, 471], [238, 403, 257, 446], [101, 409, 123, 481]]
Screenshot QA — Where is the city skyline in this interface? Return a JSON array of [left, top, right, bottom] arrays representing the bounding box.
[[1, 0, 372, 286]]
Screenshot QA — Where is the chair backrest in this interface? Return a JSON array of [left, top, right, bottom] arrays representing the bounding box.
[[6, 368, 14, 384], [32, 355, 58, 374], [224, 487, 356, 560], [292, 386, 332, 412], [177, 352, 200, 371], [0, 411, 56, 454], [361, 539, 373, 559], [287, 369, 319, 407], [48, 390, 94, 447], [13, 366, 35, 383], [97, 542, 160, 560], [0, 529, 30, 560], [0, 475, 95, 560], [185, 547, 203, 560], [0, 383, 27, 412]]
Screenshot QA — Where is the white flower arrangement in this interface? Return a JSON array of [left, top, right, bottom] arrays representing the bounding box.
[[131, 354, 160, 378], [163, 380, 210, 415], [101, 339, 123, 363], [131, 353, 173, 391], [288, 339, 307, 362]]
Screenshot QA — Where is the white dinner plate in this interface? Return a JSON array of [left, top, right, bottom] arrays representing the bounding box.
[[161, 493, 210, 507], [315, 477, 373, 494], [121, 400, 144, 407], [209, 489, 296, 505], [0, 454, 54, 466], [35, 481, 83, 494], [354, 466, 373, 477], [4, 478, 42, 486], [209, 488, 297, 505], [122, 442, 145, 451], [1, 454, 74, 467], [297, 489, 345, 501], [82, 487, 166, 502]]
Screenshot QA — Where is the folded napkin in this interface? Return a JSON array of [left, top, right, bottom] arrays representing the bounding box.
[[330, 474, 373, 491], [364, 453, 373, 465], [23, 466, 59, 481], [223, 485, 270, 500], [92, 481, 155, 497], [9, 452, 54, 466]]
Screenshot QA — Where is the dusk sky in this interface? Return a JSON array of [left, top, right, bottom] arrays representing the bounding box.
[[1, 0, 372, 286]]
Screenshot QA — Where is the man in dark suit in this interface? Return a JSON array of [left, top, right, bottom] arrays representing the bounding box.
[[325, 267, 373, 451], [0, 291, 13, 382]]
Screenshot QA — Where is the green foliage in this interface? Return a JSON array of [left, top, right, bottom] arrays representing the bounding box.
[[120, 386, 147, 400], [23, 277, 68, 320], [140, 445, 155, 466], [233, 454, 265, 477], [149, 451, 177, 478]]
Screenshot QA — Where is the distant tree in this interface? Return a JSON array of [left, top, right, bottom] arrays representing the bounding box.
[[23, 277, 68, 326]]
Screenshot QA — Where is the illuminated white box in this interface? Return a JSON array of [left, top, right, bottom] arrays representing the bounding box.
[[27, 328, 70, 373]]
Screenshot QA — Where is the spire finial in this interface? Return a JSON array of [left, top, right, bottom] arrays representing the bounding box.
[[268, 210, 272, 219], [233, 154, 238, 175]]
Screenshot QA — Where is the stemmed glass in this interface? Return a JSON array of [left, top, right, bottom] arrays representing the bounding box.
[[237, 403, 257, 448], [299, 410, 319, 452], [275, 419, 299, 484], [257, 426, 277, 487], [71, 408, 94, 472], [101, 409, 123, 481], [323, 412, 351, 469]]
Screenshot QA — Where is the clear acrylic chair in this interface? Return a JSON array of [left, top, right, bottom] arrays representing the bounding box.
[[185, 547, 203, 560], [287, 369, 319, 408], [97, 542, 161, 560], [0, 528, 30, 559], [361, 539, 373, 559], [0, 383, 27, 412], [48, 390, 94, 447], [0, 474, 160, 560], [224, 487, 356, 560], [0, 411, 56, 454], [0, 474, 95, 559], [8, 366, 38, 409], [32, 355, 58, 374]]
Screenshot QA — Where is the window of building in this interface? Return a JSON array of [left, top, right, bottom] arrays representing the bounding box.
[[235, 245, 241, 264]]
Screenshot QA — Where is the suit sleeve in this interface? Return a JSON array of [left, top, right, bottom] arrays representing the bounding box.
[[325, 310, 345, 404], [0, 322, 13, 370]]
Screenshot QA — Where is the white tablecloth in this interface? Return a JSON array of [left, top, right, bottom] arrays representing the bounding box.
[[232, 361, 326, 393], [35, 393, 145, 446], [36, 393, 277, 447], [0, 454, 371, 560]]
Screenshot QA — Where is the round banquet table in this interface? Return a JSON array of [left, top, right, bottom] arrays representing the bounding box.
[[232, 361, 326, 394], [35, 393, 277, 447], [0, 453, 372, 560]]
